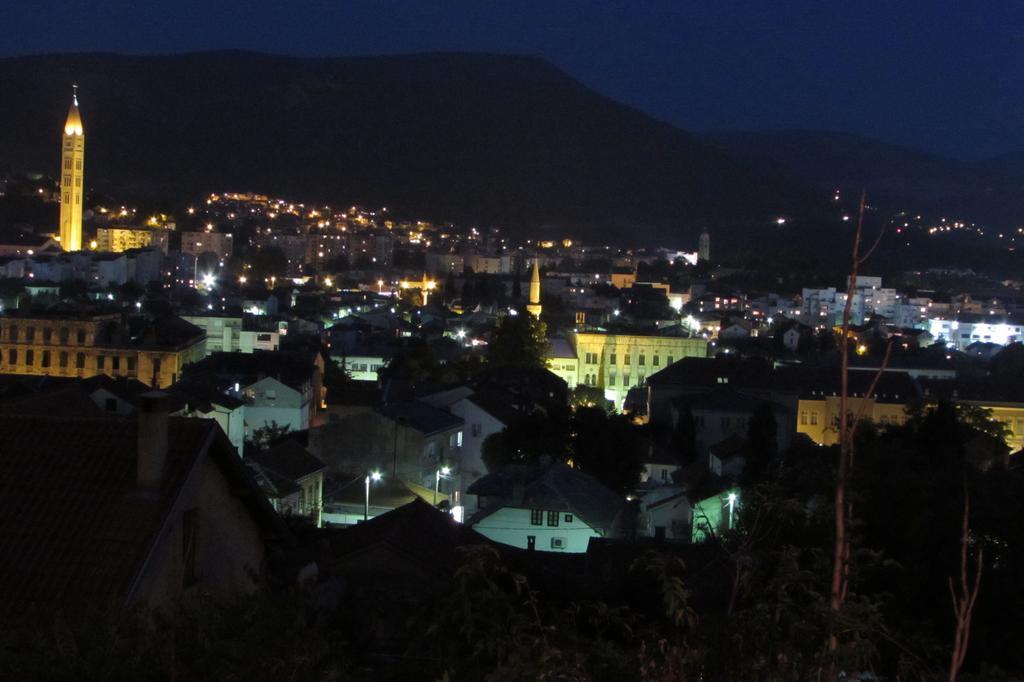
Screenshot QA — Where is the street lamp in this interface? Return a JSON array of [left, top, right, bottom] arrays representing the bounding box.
[[727, 491, 738, 529], [434, 465, 452, 504], [364, 470, 382, 521]]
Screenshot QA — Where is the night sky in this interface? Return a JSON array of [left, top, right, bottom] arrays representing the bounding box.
[[4, 0, 1022, 160]]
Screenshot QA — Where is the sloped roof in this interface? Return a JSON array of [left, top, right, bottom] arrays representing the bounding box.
[[467, 463, 623, 533], [466, 388, 523, 427], [323, 499, 488, 575], [0, 415, 279, 616], [548, 336, 577, 359], [249, 439, 326, 482], [378, 400, 463, 435]]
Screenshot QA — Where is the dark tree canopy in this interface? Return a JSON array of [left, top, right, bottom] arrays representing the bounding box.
[[487, 312, 549, 371]]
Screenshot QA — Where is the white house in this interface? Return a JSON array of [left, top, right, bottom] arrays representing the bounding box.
[[637, 487, 691, 541], [467, 462, 625, 553], [242, 376, 309, 438]]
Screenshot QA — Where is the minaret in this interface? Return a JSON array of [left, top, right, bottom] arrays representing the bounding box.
[[59, 84, 85, 252], [526, 260, 542, 318], [698, 227, 710, 263]]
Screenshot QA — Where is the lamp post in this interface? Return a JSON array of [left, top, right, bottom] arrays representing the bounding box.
[[434, 465, 451, 505], [364, 471, 382, 521]]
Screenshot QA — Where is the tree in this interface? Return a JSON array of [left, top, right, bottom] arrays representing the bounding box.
[[249, 246, 288, 283], [670, 408, 698, 463], [571, 407, 645, 493], [487, 312, 549, 370], [743, 402, 779, 484], [828, 192, 891, 678], [570, 385, 613, 413], [245, 421, 292, 452]]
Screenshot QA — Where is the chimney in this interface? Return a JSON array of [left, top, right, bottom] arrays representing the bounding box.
[[137, 391, 170, 490]]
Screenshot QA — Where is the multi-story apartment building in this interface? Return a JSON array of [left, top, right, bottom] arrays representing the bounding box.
[[95, 226, 170, 254], [0, 311, 206, 388], [181, 231, 234, 260]]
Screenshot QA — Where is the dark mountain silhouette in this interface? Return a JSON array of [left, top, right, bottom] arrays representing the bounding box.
[[704, 130, 1024, 230], [0, 51, 826, 247]]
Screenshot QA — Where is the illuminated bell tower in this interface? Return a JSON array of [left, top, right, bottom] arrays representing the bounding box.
[[526, 260, 542, 318], [59, 84, 85, 252]]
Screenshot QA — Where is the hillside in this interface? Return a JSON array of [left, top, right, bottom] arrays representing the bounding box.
[[0, 51, 827, 248], [704, 129, 1024, 232]]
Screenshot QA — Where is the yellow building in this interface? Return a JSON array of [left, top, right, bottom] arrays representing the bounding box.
[[565, 330, 708, 408], [796, 395, 910, 445], [59, 85, 85, 252], [0, 312, 206, 388], [96, 226, 170, 253]]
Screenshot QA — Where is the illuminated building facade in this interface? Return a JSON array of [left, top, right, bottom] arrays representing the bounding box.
[[566, 331, 708, 408], [0, 312, 206, 388], [95, 226, 170, 254], [698, 227, 710, 262], [928, 315, 1023, 351], [58, 85, 85, 252]]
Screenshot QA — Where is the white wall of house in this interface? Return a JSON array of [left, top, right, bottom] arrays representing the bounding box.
[[471, 506, 600, 553], [334, 354, 387, 382], [449, 398, 507, 510], [191, 403, 246, 457], [243, 376, 308, 437], [638, 488, 691, 540], [640, 462, 680, 484]]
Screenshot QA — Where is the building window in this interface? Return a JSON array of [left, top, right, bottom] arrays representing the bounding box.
[[76, 159, 82, 170], [530, 509, 543, 526], [609, 353, 616, 365], [623, 375, 630, 387], [43, 328, 52, 344], [609, 373, 616, 386], [59, 327, 69, 344], [26, 327, 34, 342], [800, 411, 808, 425], [667, 356, 674, 365], [639, 354, 646, 366], [77, 329, 86, 343], [97, 355, 105, 370], [8, 327, 16, 342], [25, 350, 33, 366], [547, 511, 560, 527], [653, 355, 660, 366], [59, 351, 68, 368], [112, 356, 120, 371], [153, 357, 161, 376], [64, 159, 71, 170], [76, 352, 85, 369], [471, 423, 482, 437], [41, 350, 50, 368], [624, 354, 631, 365], [810, 412, 818, 425], [565, 514, 573, 523], [7, 349, 15, 365], [182, 508, 199, 587]]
